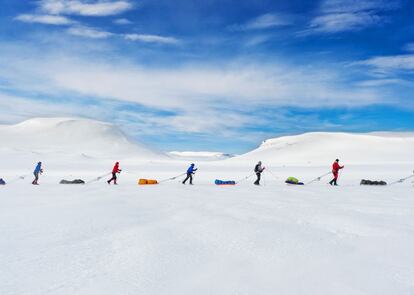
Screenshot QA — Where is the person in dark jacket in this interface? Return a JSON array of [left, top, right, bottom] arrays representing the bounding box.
[[107, 162, 122, 185], [32, 162, 43, 185], [182, 163, 197, 185], [329, 159, 344, 186], [254, 161, 265, 185]]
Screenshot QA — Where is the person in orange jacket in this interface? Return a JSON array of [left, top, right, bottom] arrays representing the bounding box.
[[107, 162, 122, 185], [329, 159, 344, 186]]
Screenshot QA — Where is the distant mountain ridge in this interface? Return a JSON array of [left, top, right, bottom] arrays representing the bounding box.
[[1, 118, 413, 165]]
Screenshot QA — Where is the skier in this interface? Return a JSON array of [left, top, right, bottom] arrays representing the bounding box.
[[107, 162, 122, 185], [254, 161, 265, 185], [32, 162, 43, 185], [329, 159, 344, 186], [182, 163, 197, 185]]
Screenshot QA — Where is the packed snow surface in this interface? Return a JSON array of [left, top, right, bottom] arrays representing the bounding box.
[[1, 118, 414, 294]]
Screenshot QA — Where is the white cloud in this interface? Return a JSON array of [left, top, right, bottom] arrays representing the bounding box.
[[357, 78, 407, 87], [0, 54, 381, 111], [15, 14, 74, 25], [67, 26, 113, 38], [308, 12, 381, 33], [0, 42, 395, 139], [403, 43, 414, 52], [356, 54, 414, 72], [0, 92, 84, 124], [39, 0, 133, 17], [244, 13, 292, 30], [124, 34, 180, 45], [1, 42, 405, 144], [230, 13, 293, 31], [244, 35, 272, 47], [113, 18, 132, 25], [305, 0, 399, 34], [320, 0, 399, 14]]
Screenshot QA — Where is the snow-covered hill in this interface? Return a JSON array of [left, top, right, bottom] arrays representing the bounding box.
[[0, 117, 161, 159], [235, 132, 414, 165]]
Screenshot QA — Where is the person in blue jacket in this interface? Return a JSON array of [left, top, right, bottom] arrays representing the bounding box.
[[182, 163, 197, 185], [32, 162, 43, 185]]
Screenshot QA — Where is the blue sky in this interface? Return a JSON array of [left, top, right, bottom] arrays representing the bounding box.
[[0, 0, 413, 153]]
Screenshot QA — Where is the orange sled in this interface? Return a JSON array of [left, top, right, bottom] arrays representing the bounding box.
[[138, 179, 158, 185]]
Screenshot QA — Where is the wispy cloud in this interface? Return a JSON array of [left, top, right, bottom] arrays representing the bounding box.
[[356, 54, 414, 73], [39, 0, 134, 17], [308, 12, 381, 33], [403, 42, 414, 52], [0, 44, 383, 114], [304, 0, 400, 34], [65, 27, 179, 43], [113, 18, 132, 25], [124, 34, 180, 45], [356, 78, 407, 87], [15, 1, 177, 46], [67, 25, 113, 38], [15, 14, 74, 25], [229, 13, 293, 31]]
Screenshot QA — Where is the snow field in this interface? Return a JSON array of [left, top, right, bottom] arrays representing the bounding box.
[[1, 179, 414, 294], [1, 118, 414, 294]]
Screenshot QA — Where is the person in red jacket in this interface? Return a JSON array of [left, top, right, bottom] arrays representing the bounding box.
[[107, 162, 122, 185], [329, 159, 344, 186]]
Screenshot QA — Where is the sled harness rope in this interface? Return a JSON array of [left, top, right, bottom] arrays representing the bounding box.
[[86, 172, 112, 184], [389, 171, 414, 186], [7, 174, 29, 184], [306, 171, 331, 185], [158, 172, 187, 184], [236, 173, 255, 184]]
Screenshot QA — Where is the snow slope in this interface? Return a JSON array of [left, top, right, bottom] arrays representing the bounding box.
[[0, 117, 160, 158], [236, 132, 414, 165]]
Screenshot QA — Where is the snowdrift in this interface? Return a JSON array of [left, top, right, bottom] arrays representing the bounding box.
[[235, 132, 414, 165]]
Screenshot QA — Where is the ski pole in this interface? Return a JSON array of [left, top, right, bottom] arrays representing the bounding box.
[[338, 168, 344, 181], [306, 171, 331, 185]]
